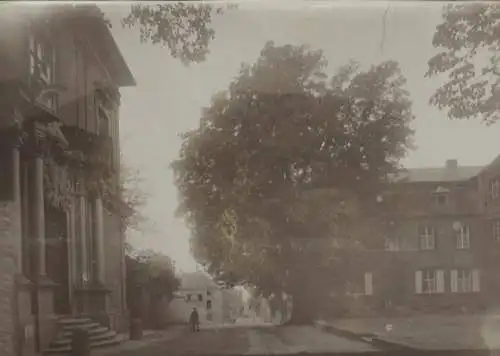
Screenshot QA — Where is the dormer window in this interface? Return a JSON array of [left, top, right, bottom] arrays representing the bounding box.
[[431, 186, 449, 206]]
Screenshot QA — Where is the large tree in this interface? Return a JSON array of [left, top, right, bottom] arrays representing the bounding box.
[[426, 3, 500, 123], [173, 41, 414, 324], [121, 2, 232, 65]]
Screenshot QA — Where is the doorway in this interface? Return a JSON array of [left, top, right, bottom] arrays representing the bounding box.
[[45, 206, 71, 315]]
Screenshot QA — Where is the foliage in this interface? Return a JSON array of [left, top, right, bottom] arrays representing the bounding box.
[[126, 248, 180, 300], [119, 162, 148, 233], [172, 41, 414, 323], [121, 2, 234, 65], [426, 3, 500, 124]]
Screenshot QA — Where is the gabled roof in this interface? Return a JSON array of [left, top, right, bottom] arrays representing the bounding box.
[[389, 166, 483, 183]]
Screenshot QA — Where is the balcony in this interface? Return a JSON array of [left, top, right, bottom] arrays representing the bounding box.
[[61, 125, 115, 177]]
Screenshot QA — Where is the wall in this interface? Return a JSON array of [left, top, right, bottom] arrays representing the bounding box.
[[0, 201, 22, 356]]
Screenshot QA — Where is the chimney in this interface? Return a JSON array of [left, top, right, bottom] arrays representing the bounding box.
[[445, 159, 458, 169]]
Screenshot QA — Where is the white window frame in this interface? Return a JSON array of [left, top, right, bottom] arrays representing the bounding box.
[[422, 270, 437, 294], [493, 219, 500, 241], [457, 269, 472, 293], [28, 30, 57, 110], [384, 236, 399, 251], [419, 225, 436, 250], [456, 223, 470, 249]]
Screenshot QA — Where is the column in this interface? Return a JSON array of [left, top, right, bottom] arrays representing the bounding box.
[[79, 195, 88, 284], [94, 196, 105, 284], [34, 155, 46, 277], [12, 146, 22, 272]]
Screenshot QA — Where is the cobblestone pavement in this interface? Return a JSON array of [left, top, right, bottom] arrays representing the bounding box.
[[97, 324, 375, 355]]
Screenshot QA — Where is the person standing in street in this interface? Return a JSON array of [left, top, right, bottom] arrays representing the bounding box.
[[189, 307, 200, 332]]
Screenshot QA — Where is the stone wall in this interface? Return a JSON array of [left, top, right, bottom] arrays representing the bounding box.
[[0, 201, 22, 356]]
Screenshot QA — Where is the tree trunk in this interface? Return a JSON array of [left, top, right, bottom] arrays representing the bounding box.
[[286, 289, 316, 325]]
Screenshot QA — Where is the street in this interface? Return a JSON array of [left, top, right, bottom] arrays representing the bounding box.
[[98, 324, 376, 355]]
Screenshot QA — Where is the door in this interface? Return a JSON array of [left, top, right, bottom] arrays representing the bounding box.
[[45, 206, 71, 315]]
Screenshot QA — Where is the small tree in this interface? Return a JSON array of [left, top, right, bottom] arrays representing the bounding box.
[[126, 248, 180, 328]]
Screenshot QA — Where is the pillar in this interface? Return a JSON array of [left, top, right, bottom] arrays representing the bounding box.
[[34, 156, 46, 277], [93, 196, 105, 284], [79, 196, 88, 284], [12, 146, 21, 272]]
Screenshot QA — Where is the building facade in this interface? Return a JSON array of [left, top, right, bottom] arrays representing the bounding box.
[[340, 158, 500, 316], [0, 4, 134, 355], [168, 271, 244, 325], [168, 272, 225, 324]]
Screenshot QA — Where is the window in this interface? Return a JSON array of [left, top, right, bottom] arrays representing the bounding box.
[[419, 225, 436, 250], [451, 269, 480, 293], [415, 269, 444, 294], [432, 194, 448, 206], [28, 30, 57, 110], [186, 294, 191, 302], [198, 294, 203, 302], [384, 236, 399, 251], [493, 219, 500, 241], [207, 290, 212, 296], [455, 222, 470, 249], [206, 300, 212, 310], [490, 178, 500, 201], [422, 270, 437, 293]]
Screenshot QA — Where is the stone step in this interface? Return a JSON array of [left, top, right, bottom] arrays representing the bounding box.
[[61, 322, 100, 331], [44, 335, 126, 355], [60, 326, 109, 337], [57, 317, 92, 326], [51, 330, 117, 347]]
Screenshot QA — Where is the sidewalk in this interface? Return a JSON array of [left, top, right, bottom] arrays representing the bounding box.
[[316, 314, 500, 351], [94, 325, 187, 355]]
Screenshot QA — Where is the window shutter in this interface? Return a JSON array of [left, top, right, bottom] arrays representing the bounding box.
[[415, 270, 422, 294], [450, 269, 458, 293], [472, 269, 480, 292], [436, 269, 445, 293], [364, 272, 373, 296]]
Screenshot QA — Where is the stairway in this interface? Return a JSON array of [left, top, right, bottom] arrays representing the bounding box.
[[44, 316, 125, 354]]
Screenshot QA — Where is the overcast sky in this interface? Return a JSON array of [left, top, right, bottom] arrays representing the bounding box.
[[102, 1, 500, 272]]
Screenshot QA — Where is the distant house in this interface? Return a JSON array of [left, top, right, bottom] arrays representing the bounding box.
[[167, 271, 225, 324], [337, 158, 500, 316]]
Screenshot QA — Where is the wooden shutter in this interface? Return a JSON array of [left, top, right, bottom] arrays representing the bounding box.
[[364, 272, 373, 296], [450, 269, 458, 293], [415, 270, 422, 294], [436, 270, 445, 293], [472, 269, 481, 292]]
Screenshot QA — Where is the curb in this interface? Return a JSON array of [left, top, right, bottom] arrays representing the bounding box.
[[314, 321, 418, 351]]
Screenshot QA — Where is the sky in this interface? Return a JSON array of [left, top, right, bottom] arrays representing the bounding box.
[[101, 1, 500, 272]]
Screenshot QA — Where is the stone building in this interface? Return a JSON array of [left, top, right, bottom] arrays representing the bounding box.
[[0, 4, 134, 355], [168, 271, 243, 325], [168, 272, 225, 325], [341, 158, 500, 316]]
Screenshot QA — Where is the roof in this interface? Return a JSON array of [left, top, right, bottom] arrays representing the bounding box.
[[180, 271, 218, 290], [56, 5, 136, 87], [390, 166, 484, 183]]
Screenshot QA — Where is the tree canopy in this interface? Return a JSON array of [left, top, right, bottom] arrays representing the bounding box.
[[172, 41, 414, 323], [121, 2, 232, 65], [426, 3, 500, 124]]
